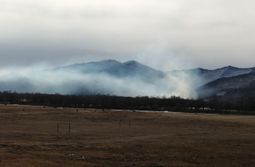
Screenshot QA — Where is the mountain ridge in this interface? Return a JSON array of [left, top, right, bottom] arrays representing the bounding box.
[[55, 59, 255, 100], [0, 59, 254, 100]]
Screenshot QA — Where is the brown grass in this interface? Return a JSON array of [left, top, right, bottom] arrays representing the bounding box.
[[0, 104, 254, 167]]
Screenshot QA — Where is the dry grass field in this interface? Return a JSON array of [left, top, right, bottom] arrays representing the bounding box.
[[0, 104, 254, 167]]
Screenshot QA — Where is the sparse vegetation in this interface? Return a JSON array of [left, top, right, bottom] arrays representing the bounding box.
[[0, 105, 254, 166]]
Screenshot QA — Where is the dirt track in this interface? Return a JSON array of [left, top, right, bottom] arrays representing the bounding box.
[[0, 105, 254, 167]]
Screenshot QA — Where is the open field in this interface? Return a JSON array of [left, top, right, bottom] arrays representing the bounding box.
[[0, 105, 254, 167]]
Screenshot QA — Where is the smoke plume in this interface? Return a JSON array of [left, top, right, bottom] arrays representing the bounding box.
[[0, 61, 202, 99]]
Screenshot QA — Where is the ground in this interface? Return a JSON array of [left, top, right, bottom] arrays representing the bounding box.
[[0, 104, 254, 167]]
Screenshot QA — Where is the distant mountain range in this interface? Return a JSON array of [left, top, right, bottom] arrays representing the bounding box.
[[55, 60, 255, 101], [171, 66, 255, 85], [170, 66, 255, 101], [55, 59, 165, 83], [198, 71, 255, 102], [0, 59, 254, 101]]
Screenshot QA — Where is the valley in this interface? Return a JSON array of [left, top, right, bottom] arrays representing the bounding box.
[[0, 104, 254, 167]]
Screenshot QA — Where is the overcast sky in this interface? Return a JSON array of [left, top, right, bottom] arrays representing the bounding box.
[[0, 0, 255, 70]]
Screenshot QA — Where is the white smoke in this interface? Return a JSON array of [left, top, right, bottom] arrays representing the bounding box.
[[0, 61, 203, 99]]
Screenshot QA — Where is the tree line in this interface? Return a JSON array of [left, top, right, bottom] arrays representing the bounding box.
[[0, 91, 254, 114]]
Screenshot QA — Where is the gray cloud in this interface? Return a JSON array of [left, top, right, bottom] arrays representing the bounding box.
[[0, 0, 255, 69]]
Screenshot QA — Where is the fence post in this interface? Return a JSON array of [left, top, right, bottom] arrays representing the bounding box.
[[57, 122, 60, 137], [68, 120, 71, 136]]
